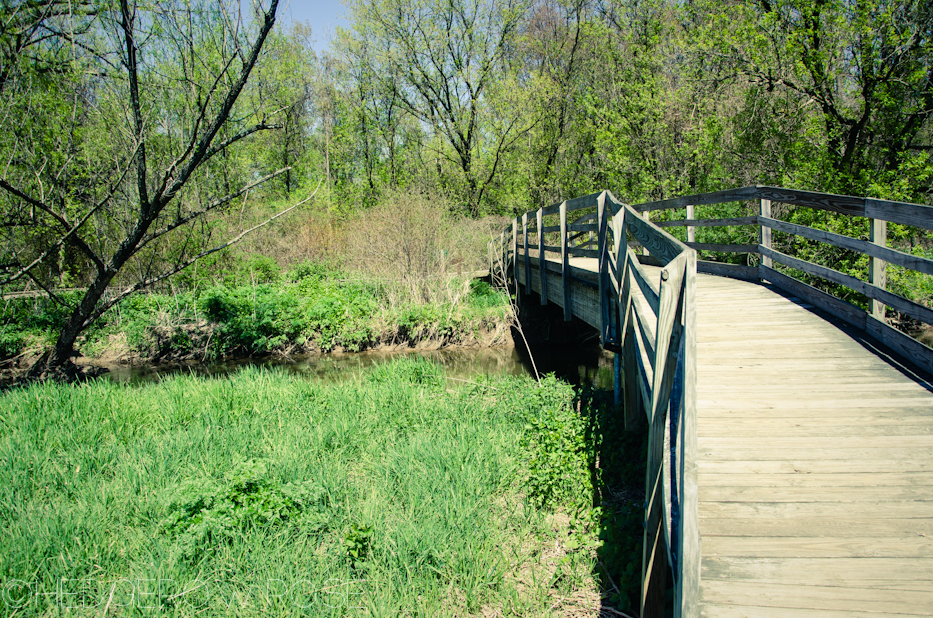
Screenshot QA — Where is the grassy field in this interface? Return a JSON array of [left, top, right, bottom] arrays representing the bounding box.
[[0, 359, 643, 616]]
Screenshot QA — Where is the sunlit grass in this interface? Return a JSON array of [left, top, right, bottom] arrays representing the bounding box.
[[0, 359, 611, 616]]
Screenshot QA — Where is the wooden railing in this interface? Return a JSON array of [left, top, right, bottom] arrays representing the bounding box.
[[489, 190, 700, 618], [489, 185, 933, 617], [634, 185, 933, 377]]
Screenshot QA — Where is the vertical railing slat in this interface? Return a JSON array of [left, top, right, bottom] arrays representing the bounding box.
[[560, 201, 571, 320], [538, 207, 547, 305], [870, 218, 887, 320], [522, 212, 530, 292], [760, 198, 772, 268]]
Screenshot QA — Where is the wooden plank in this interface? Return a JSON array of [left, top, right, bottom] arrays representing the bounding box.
[[568, 246, 599, 258], [701, 556, 933, 585], [630, 254, 661, 315], [699, 484, 933, 503], [687, 242, 759, 253], [656, 216, 759, 229], [699, 423, 933, 439], [760, 245, 933, 326], [624, 203, 686, 265], [597, 192, 608, 344], [634, 185, 759, 213], [522, 212, 530, 291], [697, 261, 759, 281], [563, 191, 603, 214], [759, 197, 772, 268], [866, 196, 933, 230], [560, 201, 571, 321], [701, 580, 933, 615], [760, 216, 933, 276], [537, 208, 547, 306], [700, 435, 933, 449], [699, 472, 933, 488], [699, 516, 933, 537], [759, 265, 867, 329], [698, 459, 933, 474], [753, 186, 868, 217], [679, 250, 700, 618], [865, 315, 933, 378], [567, 223, 595, 233], [541, 224, 560, 233], [704, 536, 933, 559], [699, 602, 929, 618], [686, 204, 695, 243]]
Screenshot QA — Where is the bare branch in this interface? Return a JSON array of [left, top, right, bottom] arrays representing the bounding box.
[[94, 179, 321, 319]]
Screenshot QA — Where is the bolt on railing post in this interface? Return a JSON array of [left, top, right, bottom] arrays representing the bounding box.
[[870, 218, 887, 320], [759, 198, 772, 268]]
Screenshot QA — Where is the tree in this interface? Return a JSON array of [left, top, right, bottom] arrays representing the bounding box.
[[688, 0, 933, 198], [0, 0, 301, 376], [340, 0, 536, 215]]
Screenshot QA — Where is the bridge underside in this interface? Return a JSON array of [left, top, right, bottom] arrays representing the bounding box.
[[517, 256, 933, 616]]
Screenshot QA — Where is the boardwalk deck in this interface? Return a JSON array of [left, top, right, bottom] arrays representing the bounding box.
[[693, 271, 933, 617], [518, 255, 933, 616]]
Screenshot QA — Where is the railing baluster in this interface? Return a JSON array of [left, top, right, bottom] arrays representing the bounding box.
[[759, 198, 772, 268], [870, 218, 887, 320], [560, 201, 570, 320], [538, 207, 547, 305], [686, 204, 695, 243], [522, 212, 530, 292]]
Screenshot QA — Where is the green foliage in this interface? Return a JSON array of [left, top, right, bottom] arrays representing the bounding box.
[[515, 375, 593, 512], [162, 459, 331, 562], [0, 362, 621, 616]]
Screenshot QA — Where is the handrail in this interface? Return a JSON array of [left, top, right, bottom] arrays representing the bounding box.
[[632, 185, 933, 376], [488, 184, 933, 617], [489, 190, 699, 618]]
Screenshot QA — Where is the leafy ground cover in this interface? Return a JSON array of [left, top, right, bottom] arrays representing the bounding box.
[[0, 261, 511, 372], [0, 359, 645, 616]]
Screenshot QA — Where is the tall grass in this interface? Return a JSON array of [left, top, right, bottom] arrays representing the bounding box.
[[0, 360, 615, 616]]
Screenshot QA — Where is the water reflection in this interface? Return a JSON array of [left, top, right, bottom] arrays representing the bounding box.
[[104, 342, 617, 390]]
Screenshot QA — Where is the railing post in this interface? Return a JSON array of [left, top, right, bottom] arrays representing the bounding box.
[[686, 204, 695, 243], [511, 218, 519, 300], [759, 198, 772, 268], [560, 201, 571, 320], [522, 212, 530, 292], [870, 218, 887, 320], [538, 207, 547, 305], [597, 193, 608, 344]]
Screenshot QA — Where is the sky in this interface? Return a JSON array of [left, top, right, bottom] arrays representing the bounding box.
[[277, 0, 351, 52]]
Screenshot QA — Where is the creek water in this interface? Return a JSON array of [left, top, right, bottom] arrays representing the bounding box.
[[103, 341, 617, 390]]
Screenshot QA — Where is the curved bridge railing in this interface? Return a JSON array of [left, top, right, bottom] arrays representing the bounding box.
[[489, 185, 933, 618], [635, 186, 933, 377], [490, 190, 700, 617]]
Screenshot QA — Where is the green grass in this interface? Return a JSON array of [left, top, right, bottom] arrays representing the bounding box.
[[0, 263, 510, 363], [0, 359, 642, 616]]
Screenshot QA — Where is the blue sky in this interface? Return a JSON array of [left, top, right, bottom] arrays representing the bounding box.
[[278, 0, 350, 52]]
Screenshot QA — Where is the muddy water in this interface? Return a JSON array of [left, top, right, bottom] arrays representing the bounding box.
[[104, 342, 617, 389]]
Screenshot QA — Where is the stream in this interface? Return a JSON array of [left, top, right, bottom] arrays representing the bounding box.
[[103, 342, 617, 389]]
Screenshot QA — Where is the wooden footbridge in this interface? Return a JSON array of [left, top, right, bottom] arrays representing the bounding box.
[[488, 187, 933, 617]]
